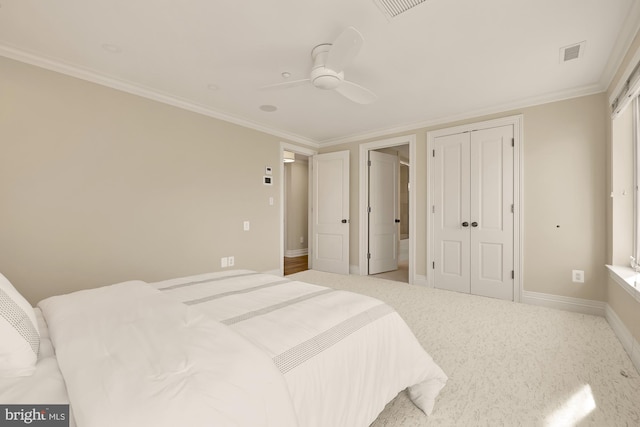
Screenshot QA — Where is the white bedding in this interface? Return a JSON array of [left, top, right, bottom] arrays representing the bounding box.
[[152, 270, 448, 426], [0, 308, 76, 427], [38, 280, 298, 427], [15, 270, 446, 427]]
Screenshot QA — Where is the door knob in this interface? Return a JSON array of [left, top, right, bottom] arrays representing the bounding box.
[[462, 222, 469, 227], [341, 219, 349, 224], [471, 222, 478, 227]]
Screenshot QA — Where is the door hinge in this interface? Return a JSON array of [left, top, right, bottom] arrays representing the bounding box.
[[511, 138, 514, 147], [432, 261, 435, 269], [368, 160, 372, 167], [432, 205, 435, 214], [511, 270, 514, 279], [367, 253, 371, 259], [368, 206, 372, 213], [511, 204, 514, 213], [432, 149, 435, 157]]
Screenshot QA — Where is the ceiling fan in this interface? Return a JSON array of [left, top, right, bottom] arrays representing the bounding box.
[[263, 27, 377, 105]]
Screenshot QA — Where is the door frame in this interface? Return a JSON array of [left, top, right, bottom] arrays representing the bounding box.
[[359, 135, 416, 284], [279, 142, 318, 276], [426, 115, 523, 302]]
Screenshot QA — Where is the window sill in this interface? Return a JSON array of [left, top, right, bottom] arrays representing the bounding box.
[[606, 265, 640, 303]]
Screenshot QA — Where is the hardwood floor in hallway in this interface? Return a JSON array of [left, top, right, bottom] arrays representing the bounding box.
[[284, 255, 308, 276]]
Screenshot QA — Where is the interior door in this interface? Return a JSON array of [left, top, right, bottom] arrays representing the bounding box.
[[368, 150, 399, 274], [433, 132, 471, 293], [433, 125, 514, 300], [312, 151, 350, 274], [469, 126, 514, 300]]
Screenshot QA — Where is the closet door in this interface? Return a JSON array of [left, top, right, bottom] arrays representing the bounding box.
[[433, 132, 471, 294], [469, 126, 514, 300], [433, 125, 514, 300]]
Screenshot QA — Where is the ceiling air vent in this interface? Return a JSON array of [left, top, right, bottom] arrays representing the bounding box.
[[373, 0, 427, 18], [560, 41, 586, 63]]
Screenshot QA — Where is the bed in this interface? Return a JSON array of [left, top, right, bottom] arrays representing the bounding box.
[[0, 270, 447, 427]]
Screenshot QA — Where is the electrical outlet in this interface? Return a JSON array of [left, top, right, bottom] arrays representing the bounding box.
[[300, 236, 304, 244], [228, 256, 235, 267], [572, 270, 584, 283], [221, 257, 228, 268]]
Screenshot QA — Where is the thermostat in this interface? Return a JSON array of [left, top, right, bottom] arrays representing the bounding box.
[[265, 166, 272, 175], [263, 176, 273, 185]]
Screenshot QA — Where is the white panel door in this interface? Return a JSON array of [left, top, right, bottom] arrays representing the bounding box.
[[470, 126, 514, 300], [433, 126, 514, 300], [433, 132, 471, 293], [312, 151, 350, 275], [368, 150, 399, 274]]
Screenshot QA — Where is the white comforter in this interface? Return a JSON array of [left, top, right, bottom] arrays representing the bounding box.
[[152, 270, 448, 427], [38, 280, 298, 427], [36, 270, 447, 427]]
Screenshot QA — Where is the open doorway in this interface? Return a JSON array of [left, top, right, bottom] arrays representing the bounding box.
[[280, 142, 317, 276], [359, 136, 416, 284], [284, 151, 310, 275]]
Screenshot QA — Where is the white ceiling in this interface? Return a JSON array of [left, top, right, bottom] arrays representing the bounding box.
[[1, 0, 639, 146]]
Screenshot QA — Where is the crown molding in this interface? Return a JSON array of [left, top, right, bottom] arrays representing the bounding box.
[[318, 83, 605, 147], [0, 44, 320, 150], [1, 41, 618, 150], [599, 0, 640, 93]]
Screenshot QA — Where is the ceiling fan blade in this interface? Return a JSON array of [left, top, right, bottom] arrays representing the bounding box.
[[326, 26, 364, 72], [335, 80, 377, 104], [261, 79, 310, 90]]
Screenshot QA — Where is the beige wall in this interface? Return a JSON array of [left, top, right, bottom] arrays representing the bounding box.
[[606, 29, 640, 343], [321, 93, 608, 301], [0, 56, 293, 304], [285, 160, 309, 254]]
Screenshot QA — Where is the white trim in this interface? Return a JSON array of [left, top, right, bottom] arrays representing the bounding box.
[[521, 291, 606, 317], [605, 304, 640, 374], [0, 44, 319, 149], [320, 86, 600, 147], [601, 0, 640, 94], [606, 265, 640, 302], [279, 142, 318, 276], [263, 269, 281, 276], [413, 274, 427, 287], [285, 248, 308, 258], [426, 115, 523, 302], [358, 135, 417, 284]]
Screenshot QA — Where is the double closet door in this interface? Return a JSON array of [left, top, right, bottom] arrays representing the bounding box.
[[432, 125, 514, 301]]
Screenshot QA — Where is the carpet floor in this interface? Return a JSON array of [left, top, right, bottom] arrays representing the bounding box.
[[288, 270, 640, 427]]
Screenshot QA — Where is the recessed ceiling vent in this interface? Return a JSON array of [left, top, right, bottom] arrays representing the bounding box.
[[373, 0, 427, 18], [560, 41, 586, 63]]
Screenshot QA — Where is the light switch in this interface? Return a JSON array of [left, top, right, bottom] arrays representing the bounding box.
[[243, 221, 250, 231]]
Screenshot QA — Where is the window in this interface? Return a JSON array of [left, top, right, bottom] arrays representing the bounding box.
[[610, 90, 640, 300]]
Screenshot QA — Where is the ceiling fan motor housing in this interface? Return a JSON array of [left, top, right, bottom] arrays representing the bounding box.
[[311, 67, 344, 89], [311, 43, 344, 89]]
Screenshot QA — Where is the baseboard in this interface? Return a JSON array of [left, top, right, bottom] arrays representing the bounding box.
[[413, 274, 427, 287], [606, 304, 640, 374], [521, 290, 606, 317], [284, 248, 308, 258], [350, 264, 360, 275]]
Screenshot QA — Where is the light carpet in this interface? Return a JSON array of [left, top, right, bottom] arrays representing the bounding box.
[[288, 270, 640, 427]]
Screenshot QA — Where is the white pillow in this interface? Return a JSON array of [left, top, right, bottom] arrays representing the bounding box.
[[0, 273, 40, 377]]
